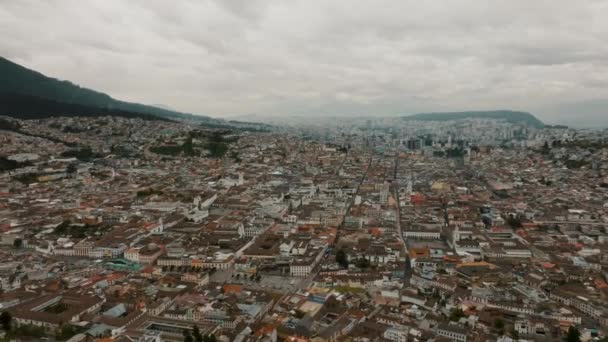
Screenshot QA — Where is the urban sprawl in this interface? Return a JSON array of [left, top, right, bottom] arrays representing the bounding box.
[[1, 115, 608, 342]]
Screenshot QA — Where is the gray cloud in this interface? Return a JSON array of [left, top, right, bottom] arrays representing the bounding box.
[[1, 0, 607, 123]]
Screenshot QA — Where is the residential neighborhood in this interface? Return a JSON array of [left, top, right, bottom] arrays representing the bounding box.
[[2, 114, 608, 342]]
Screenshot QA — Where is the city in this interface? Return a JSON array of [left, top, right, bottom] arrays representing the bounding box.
[[2, 1, 608, 341], [2, 113, 608, 341]]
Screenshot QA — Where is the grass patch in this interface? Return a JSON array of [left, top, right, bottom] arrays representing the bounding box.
[[334, 286, 366, 294]]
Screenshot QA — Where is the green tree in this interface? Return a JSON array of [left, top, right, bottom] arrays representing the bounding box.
[[55, 324, 83, 340], [541, 141, 550, 155], [449, 308, 465, 322], [13, 238, 22, 249], [0, 311, 11, 331], [205, 141, 228, 158], [335, 249, 348, 268], [183, 329, 194, 342], [506, 215, 522, 228], [494, 319, 505, 334], [192, 325, 203, 342], [12, 323, 46, 338], [565, 326, 581, 342], [66, 163, 78, 175], [203, 334, 217, 342], [355, 258, 370, 269], [183, 137, 196, 156]]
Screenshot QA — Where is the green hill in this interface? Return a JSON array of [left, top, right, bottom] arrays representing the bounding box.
[[0, 56, 212, 122], [403, 110, 544, 128], [0, 93, 169, 121]]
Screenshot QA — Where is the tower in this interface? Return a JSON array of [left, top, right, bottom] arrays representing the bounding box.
[[157, 218, 164, 234], [406, 175, 413, 195]]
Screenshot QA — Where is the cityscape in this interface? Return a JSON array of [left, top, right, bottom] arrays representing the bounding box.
[[2, 111, 608, 342], [2, 1, 608, 342]]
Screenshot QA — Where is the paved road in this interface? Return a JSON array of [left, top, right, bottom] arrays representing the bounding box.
[[392, 154, 405, 254], [296, 269, 318, 291], [534, 220, 607, 226], [335, 154, 374, 244]]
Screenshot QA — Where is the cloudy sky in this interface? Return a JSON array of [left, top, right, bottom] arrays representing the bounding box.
[[1, 0, 607, 125]]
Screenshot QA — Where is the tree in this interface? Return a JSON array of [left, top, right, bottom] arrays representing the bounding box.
[[11, 323, 45, 338], [0, 311, 11, 331], [182, 137, 197, 157], [335, 249, 348, 269], [565, 326, 581, 342], [542, 141, 550, 155], [192, 325, 203, 342], [511, 329, 519, 340], [203, 334, 217, 342], [13, 238, 22, 249], [449, 308, 465, 322], [66, 163, 78, 175], [506, 215, 522, 228], [494, 319, 505, 334], [183, 329, 194, 342], [55, 324, 83, 340], [355, 258, 370, 269]]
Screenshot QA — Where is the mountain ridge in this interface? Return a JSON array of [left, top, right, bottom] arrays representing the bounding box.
[[0, 56, 211, 122], [0, 93, 171, 121], [403, 110, 544, 128]]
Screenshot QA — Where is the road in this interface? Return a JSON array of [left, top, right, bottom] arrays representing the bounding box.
[[534, 220, 607, 226], [335, 153, 374, 244], [392, 154, 405, 254], [296, 268, 318, 291]]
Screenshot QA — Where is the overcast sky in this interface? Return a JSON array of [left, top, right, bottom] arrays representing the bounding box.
[[1, 0, 607, 125]]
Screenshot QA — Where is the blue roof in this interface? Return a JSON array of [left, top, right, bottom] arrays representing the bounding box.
[[237, 303, 262, 318], [86, 323, 116, 337], [103, 303, 126, 318]]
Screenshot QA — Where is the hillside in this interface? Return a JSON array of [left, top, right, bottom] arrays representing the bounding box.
[[0, 93, 169, 121], [403, 110, 544, 128], [0, 57, 211, 122]]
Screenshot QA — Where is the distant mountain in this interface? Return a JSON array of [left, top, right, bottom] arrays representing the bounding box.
[[403, 110, 544, 128], [0, 56, 213, 122]]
